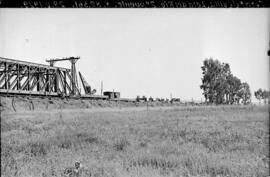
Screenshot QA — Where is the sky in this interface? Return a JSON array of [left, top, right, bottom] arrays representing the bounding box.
[[0, 9, 269, 101]]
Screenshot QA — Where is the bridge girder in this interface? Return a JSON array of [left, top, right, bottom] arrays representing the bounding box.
[[0, 57, 80, 97]]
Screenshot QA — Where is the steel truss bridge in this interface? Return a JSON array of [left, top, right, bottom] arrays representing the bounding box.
[[0, 57, 83, 97]]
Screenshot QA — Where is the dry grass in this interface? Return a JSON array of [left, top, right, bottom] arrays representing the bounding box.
[[1, 105, 269, 177]]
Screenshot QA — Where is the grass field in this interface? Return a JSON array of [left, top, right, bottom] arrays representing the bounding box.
[[1, 105, 269, 177]]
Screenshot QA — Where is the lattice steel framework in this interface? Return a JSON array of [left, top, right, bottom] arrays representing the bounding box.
[[0, 57, 80, 96]]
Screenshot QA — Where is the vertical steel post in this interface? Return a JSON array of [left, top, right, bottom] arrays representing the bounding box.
[[72, 60, 75, 95], [64, 71, 67, 95], [70, 59, 78, 95], [37, 67, 40, 91], [17, 64, 20, 90], [7, 64, 10, 89], [55, 69, 59, 93], [27, 66, 30, 90], [5, 62, 8, 89], [46, 69, 49, 92]]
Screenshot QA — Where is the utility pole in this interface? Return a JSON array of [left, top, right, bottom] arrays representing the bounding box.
[[101, 81, 103, 95]]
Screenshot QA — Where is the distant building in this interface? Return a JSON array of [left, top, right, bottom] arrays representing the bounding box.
[[103, 91, 120, 99]]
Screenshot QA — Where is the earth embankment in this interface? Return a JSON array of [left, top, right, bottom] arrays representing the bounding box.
[[0, 96, 182, 113]]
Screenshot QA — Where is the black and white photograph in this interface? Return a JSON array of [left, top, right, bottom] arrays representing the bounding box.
[[0, 8, 269, 177]]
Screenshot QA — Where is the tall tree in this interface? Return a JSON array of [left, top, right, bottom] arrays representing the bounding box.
[[215, 62, 231, 104], [254, 88, 263, 103], [200, 58, 217, 103], [261, 90, 270, 104], [200, 58, 231, 104], [237, 82, 251, 105], [226, 74, 242, 104], [254, 89, 269, 104], [201, 58, 251, 105]]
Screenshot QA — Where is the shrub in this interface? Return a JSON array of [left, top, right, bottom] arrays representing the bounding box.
[[76, 132, 99, 144], [27, 141, 49, 156], [114, 138, 129, 151]]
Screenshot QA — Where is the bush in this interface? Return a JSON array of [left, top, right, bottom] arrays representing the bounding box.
[[114, 138, 129, 151], [27, 141, 49, 156]]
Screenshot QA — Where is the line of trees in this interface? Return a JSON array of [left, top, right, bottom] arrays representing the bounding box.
[[254, 89, 270, 104], [200, 58, 251, 105]]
